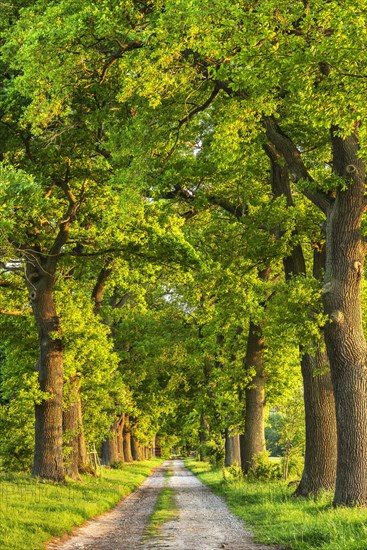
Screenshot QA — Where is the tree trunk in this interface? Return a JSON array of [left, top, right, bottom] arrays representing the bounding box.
[[101, 422, 119, 465], [199, 414, 209, 461], [225, 431, 241, 466], [26, 262, 64, 481], [123, 416, 133, 462], [225, 430, 241, 468], [63, 375, 90, 478], [265, 119, 367, 505], [294, 348, 337, 495], [294, 248, 337, 496], [76, 396, 89, 472], [131, 436, 142, 461], [116, 414, 125, 462], [224, 428, 234, 467], [267, 145, 337, 497], [240, 321, 266, 474], [152, 433, 156, 458], [63, 376, 81, 479], [232, 434, 241, 465], [323, 129, 367, 506]]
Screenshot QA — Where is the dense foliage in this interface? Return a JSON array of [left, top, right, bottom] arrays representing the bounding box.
[[1, 0, 367, 508]]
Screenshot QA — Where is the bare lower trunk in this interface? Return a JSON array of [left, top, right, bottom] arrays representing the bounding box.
[[63, 377, 80, 479], [225, 431, 241, 467], [123, 416, 133, 462], [131, 436, 143, 460], [233, 434, 241, 464], [324, 130, 367, 506], [199, 414, 209, 461], [241, 321, 266, 474], [26, 265, 64, 481], [116, 414, 125, 462], [267, 146, 337, 497], [294, 348, 337, 496], [76, 397, 89, 472], [264, 119, 367, 505], [101, 422, 119, 466], [224, 429, 234, 467], [295, 249, 337, 496], [63, 376, 89, 478]]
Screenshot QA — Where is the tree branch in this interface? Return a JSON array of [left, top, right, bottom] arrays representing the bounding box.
[[48, 163, 80, 267], [179, 49, 331, 213], [178, 85, 221, 128], [162, 184, 246, 219], [0, 309, 30, 316], [92, 264, 113, 314], [207, 195, 246, 219], [99, 41, 142, 84], [262, 116, 331, 213], [110, 291, 133, 309]]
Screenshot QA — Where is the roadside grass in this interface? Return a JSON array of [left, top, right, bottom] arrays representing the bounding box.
[[0, 459, 163, 550], [145, 466, 178, 538], [185, 459, 367, 550]]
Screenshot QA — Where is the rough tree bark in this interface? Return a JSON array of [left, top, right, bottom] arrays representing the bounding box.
[[101, 414, 125, 466], [101, 421, 119, 465], [295, 248, 337, 496], [92, 264, 119, 468], [199, 414, 210, 461], [123, 416, 133, 462], [116, 414, 125, 462], [225, 430, 241, 466], [131, 435, 143, 461], [63, 375, 89, 478], [294, 348, 337, 495], [26, 266, 64, 481], [24, 172, 79, 480], [63, 376, 81, 479], [323, 129, 367, 506], [76, 396, 89, 472], [224, 428, 234, 467], [240, 321, 266, 474], [26, 257, 65, 481], [264, 118, 367, 505], [266, 145, 337, 496], [232, 434, 241, 464]]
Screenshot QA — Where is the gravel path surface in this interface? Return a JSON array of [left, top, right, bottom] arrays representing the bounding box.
[[145, 460, 277, 550], [48, 460, 278, 550], [47, 465, 167, 550]]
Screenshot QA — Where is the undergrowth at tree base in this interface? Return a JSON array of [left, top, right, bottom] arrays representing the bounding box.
[[186, 459, 367, 550], [0, 459, 163, 550]]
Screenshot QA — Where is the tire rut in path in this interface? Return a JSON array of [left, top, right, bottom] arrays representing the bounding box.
[[47, 464, 167, 550], [143, 460, 278, 550], [48, 460, 279, 550]]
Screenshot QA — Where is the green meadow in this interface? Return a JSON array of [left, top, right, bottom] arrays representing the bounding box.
[[186, 460, 367, 550], [0, 459, 163, 550]]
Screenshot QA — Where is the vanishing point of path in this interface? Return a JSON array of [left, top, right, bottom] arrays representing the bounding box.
[[48, 460, 278, 550]]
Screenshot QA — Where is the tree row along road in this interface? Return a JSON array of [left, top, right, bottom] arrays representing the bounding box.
[[47, 461, 278, 550]]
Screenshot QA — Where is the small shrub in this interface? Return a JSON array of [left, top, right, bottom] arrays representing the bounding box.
[[246, 452, 282, 481], [110, 460, 124, 470], [201, 438, 224, 466], [281, 453, 304, 479], [223, 461, 243, 482]]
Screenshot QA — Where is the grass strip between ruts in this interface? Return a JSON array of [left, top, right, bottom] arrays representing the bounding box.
[[144, 466, 178, 539], [0, 459, 164, 550], [185, 459, 367, 550]]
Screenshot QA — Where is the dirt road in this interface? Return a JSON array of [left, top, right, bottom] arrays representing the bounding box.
[[48, 460, 277, 550]]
